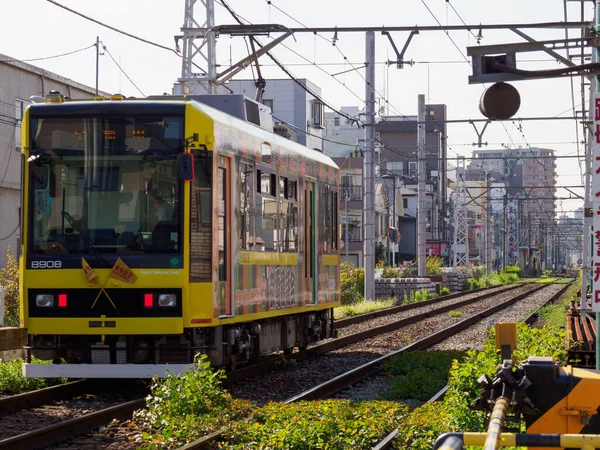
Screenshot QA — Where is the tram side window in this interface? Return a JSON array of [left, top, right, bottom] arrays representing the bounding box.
[[255, 169, 277, 251], [321, 184, 332, 253], [280, 178, 298, 252], [331, 189, 338, 251], [193, 158, 212, 229], [239, 161, 255, 250]]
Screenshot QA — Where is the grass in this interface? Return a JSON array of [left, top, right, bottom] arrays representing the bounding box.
[[536, 280, 580, 330], [383, 350, 466, 402], [0, 358, 66, 395], [334, 298, 395, 319]]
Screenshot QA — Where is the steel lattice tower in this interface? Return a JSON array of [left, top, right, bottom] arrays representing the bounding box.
[[453, 158, 469, 268], [174, 0, 217, 95]]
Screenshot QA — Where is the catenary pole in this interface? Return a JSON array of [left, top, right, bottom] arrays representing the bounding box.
[[417, 95, 426, 276], [364, 31, 376, 300]]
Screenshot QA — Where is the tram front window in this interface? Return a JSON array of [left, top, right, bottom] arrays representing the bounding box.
[[27, 115, 184, 266]]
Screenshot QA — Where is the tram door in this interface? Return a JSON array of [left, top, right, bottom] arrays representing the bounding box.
[[217, 157, 232, 316], [304, 181, 316, 304]]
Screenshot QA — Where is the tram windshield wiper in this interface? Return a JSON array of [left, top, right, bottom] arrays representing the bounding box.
[[61, 211, 109, 267]]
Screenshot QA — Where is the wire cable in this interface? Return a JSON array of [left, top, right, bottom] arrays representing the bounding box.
[[101, 42, 145, 97], [45, 0, 178, 54], [0, 44, 96, 64]]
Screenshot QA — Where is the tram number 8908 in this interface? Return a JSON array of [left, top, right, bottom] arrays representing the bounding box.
[[30, 260, 62, 269]]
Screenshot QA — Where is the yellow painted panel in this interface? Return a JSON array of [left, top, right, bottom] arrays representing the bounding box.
[[239, 251, 298, 266], [22, 268, 188, 289], [322, 255, 339, 266], [187, 282, 214, 326], [27, 317, 183, 335], [527, 365, 600, 439]]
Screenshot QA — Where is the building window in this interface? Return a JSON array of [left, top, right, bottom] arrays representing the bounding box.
[[263, 99, 273, 111], [334, 116, 340, 127], [408, 161, 417, 178], [387, 161, 403, 176], [311, 101, 324, 128], [403, 198, 408, 208]]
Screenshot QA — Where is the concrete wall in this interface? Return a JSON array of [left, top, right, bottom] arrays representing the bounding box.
[[0, 327, 26, 360], [375, 277, 436, 301], [0, 54, 108, 267]]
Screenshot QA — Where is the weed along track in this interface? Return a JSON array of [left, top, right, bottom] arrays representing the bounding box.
[[175, 282, 564, 449]]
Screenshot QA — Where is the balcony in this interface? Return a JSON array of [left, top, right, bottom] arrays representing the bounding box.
[[341, 184, 363, 201]]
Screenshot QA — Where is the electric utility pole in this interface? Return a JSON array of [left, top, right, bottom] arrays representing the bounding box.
[[417, 94, 426, 276], [364, 31, 376, 300]]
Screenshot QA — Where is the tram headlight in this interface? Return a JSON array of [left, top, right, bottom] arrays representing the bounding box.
[[35, 294, 54, 307], [158, 294, 177, 307]]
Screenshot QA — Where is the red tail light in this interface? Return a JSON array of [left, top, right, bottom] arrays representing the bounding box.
[[144, 293, 154, 308], [58, 293, 67, 308]]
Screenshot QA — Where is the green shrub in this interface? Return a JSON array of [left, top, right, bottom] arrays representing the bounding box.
[[448, 310, 462, 318], [0, 358, 65, 395], [335, 298, 394, 318], [439, 287, 451, 296], [224, 399, 409, 449], [403, 288, 435, 305], [135, 354, 252, 448], [382, 266, 401, 278], [340, 262, 364, 305], [505, 265, 521, 277], [0, 246, 19, 327]]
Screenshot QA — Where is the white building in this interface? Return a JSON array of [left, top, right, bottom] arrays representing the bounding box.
[[227, 79, 325, 151]]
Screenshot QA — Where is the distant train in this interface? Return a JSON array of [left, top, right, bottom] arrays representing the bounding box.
[[20, 92, 340, 378]]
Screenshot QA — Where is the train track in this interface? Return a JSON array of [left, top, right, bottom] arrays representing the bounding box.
[[180, 282, 565, 449], [0, 283, 559, 449], [223, 283, 527, 386], [0, 381, 146, 450]]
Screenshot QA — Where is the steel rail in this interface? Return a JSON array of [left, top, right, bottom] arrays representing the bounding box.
[[335, 284, 521, 328], [0, 398, 145, 450], [285, 284, 548, 402], [181, 283, 551, 449], [0, 379, 92, 414], [224, 284, 532, 385]]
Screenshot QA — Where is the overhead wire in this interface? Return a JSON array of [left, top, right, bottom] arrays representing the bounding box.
[[0, 44, 96, 64], [215, 0, 360, 125], [45, 0, 178, 54], [100, 42, 145, 97]]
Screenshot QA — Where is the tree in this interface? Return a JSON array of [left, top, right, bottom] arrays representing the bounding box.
[[0, 246, 19, 327]]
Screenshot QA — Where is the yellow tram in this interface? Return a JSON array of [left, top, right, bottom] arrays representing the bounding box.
[[20, 93, 340, 378]]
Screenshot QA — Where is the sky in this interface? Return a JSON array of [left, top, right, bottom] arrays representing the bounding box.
[[1, 0, 593, 216]]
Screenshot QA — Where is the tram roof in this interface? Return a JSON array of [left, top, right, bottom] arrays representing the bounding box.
[[28, 98, 338, 171]]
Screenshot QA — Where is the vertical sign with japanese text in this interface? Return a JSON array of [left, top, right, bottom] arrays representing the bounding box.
[[592, 94, 600, 311]]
